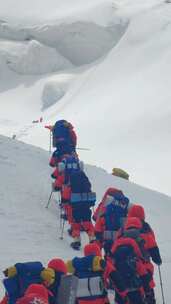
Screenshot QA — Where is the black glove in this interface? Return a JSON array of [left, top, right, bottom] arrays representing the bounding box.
[[52, 184, 61, 192], [156, 259, 162, 266], [51, 173, 56, 179], [149, 247, 162, 265]]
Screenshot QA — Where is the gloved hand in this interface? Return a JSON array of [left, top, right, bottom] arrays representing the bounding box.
[[3, 269, 8, 277], [52, 183, 61, 192], [60, 213, 67, 220], [51, 173, 56, 179], [156, 256, 162, 266]]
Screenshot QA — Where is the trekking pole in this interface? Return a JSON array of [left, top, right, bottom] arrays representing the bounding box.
[[45, 190, 53, 208], [55, 191, 63, 228], [59, 218, 66, 240], [158, 266, 166, 304], [59, 204, 63, 229], [49, 131, 52, 154], [77, 147, 90, 151]]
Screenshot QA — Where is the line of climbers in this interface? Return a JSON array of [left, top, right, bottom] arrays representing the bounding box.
[[0, 218, 162, 304], [47, 119, 96, 250], [93, 196, 162, 304], [44, 119, 162, 304], [3, 119, 161, 304]]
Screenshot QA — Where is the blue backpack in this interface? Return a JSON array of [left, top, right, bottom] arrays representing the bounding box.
[[59, 256, 106, 302], [3, 262, 44, 304], [53, 120, 70, 139], [70, 171, 96, 207], [60, 156, 96, 206], [105, 194, 129, 231], [59, 155, 81, 186], [52, 120, 73, 149], [63, 156, 81, 177]]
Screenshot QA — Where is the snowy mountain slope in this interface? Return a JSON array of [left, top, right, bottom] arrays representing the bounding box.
[[0, 1, 127, 137], [0, 0, 115, 23], [35, 0, 171, 196], [0, 135, 171, 302], [44, 1, 171, 196], [0, 0, 171, 196], [0, 1, 171, 303]]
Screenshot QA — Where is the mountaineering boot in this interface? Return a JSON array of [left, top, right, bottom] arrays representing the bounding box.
[[70, 237, 81, 250], [60, 213, 67, 220], [67, 227, 73, 236], [70, 241, 81, 250], [80, 225, 85, 232]]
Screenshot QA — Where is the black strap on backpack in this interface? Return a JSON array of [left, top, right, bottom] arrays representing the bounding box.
[[113, 245, 141, 291], [123, 229, 150, 261]]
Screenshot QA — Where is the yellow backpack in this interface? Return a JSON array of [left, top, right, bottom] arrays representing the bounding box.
[[112, 168, 129, 180]]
